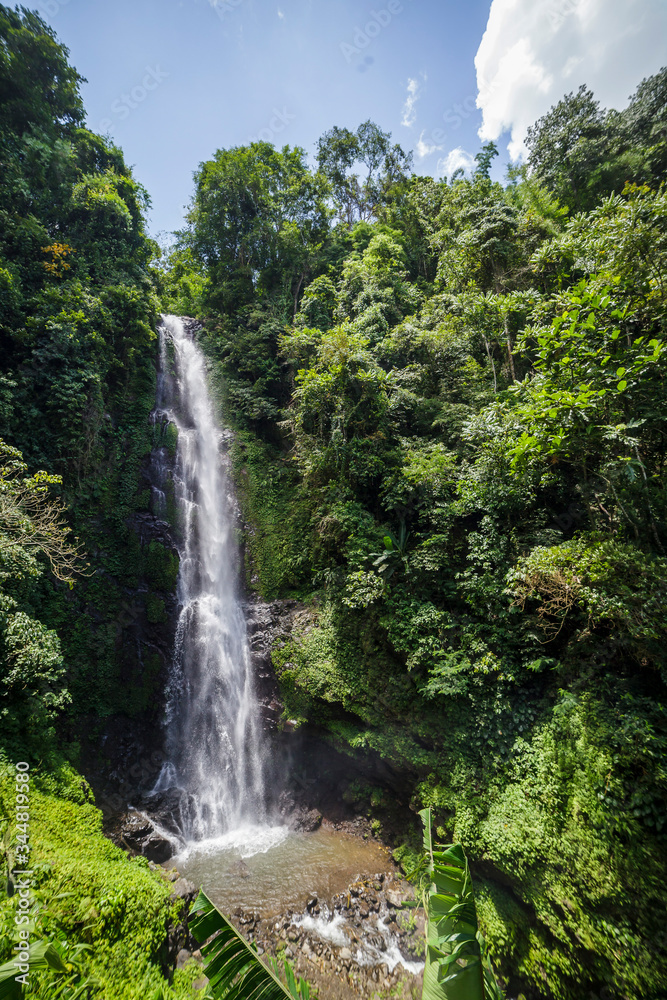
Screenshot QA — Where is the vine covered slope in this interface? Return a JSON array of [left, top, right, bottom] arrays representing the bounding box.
[[168, 80, 667, 999]]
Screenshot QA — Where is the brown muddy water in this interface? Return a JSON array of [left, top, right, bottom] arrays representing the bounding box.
[[168, 822, 392, 916]]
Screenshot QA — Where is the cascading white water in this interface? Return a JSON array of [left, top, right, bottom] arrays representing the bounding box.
[[144, 321, 424, 980], [151, 314, 268, 843]]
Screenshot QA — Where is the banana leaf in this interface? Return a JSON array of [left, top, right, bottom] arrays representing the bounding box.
[[189, 889, 310, 1000], [418, 808, 503, 1000]]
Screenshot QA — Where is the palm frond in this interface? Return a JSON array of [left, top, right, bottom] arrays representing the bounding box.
[[189, 889, 310, 1000]]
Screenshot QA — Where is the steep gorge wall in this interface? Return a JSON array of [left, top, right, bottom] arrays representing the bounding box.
[[214, 361, 667, 1000]]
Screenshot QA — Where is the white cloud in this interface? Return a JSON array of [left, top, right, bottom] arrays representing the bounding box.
[[415, 129, 443, 159], [437, 148, 476, 179], [277, 7, 285, 17], [401, 75, 425, 128], [475, 0, 667, 160]]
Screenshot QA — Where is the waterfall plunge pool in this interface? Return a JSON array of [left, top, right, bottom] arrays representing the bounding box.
[[167, 824, 393, 917]]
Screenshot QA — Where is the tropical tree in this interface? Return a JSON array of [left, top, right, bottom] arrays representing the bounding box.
[[0, 439, 86, 747], [316, 120, 412, 226], [185, 142, 329, 312]]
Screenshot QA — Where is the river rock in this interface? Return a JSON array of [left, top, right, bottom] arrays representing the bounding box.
[[170, 877, 197, 903], [143, 833, 173, 863], [120, 811, 152, 849], [118, 809, 174, 863], [386, 887, 409, 908], [289, 805, 323, 832], [229, 859, 252, 879], [142, 787, 189, 836]]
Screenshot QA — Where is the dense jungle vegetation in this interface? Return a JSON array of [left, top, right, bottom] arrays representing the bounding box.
[[0, 8, 199, 998], [163, 68, 667, 1000], [0, 4, 666, 998]]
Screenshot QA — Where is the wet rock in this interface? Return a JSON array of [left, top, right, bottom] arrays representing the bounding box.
[[306, 894, 318, 910], [170, 877, 197, 904], [143, 833, 173, 863], [289, 806, 322, 833], [117, 809, 175, 863], [228, 859, 252, 879], [386, 887, 409, 908], [120, 811, 152, 849], [142, 788, 190, 836]]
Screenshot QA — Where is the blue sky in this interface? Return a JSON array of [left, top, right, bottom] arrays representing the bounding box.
[[38, 0, 493, 236], [38, 0, 666, 238]]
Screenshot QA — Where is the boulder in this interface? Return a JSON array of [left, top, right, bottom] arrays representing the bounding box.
[[143, 833, 173, 864], [289, 806, 322, 833], [120, 812, 152, 850], [170, 877, 197, 904], [385, 888, 409, 908]]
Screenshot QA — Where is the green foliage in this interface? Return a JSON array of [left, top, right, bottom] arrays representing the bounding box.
[[144, 542, 179, 594], [145, 594, 167, 625], [0, 762, 198, 999], [526, 71, 667, 211], [189, 889, 310, 1000], [156, 244, 208, 318], [316, 120, 412, 226], [508, 536, 667, 655], [174, 79, 667, 1000], [186, 141, 329, 316], [0, 6, 166, 742]]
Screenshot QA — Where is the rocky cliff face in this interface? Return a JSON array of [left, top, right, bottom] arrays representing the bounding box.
[[84, 316, 417, 859]]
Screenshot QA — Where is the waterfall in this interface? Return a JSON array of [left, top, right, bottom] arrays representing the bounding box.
[[151, 314, 267, 843]]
